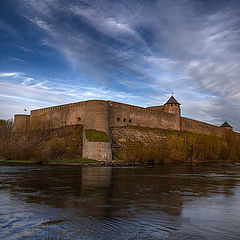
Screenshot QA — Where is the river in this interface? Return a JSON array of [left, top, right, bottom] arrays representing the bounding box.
[[0, 163, 240, 239]]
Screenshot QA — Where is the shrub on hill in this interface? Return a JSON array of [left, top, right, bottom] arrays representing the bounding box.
[[0, 125, 83, 162], [113, 129, 240, 163]]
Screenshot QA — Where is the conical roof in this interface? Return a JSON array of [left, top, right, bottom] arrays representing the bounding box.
[[165, 95, 180, 105], [220, 121, 232, 128]]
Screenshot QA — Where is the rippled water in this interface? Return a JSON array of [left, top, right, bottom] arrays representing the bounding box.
[[0, 164, 240, 239]]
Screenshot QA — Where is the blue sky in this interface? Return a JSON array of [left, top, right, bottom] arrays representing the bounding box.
[[0, 0, 240, 131]]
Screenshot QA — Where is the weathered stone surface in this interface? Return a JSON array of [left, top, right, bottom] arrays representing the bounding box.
[[82, 139, 112, 161], [181, 117, 225, 137], [13, 98, 238, 161], [111, 126, 169, 148], [82, 101, 112, 161], [14, 114, 30, 131]]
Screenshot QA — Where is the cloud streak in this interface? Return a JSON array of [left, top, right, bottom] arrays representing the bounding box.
[[0, 72, 142, 119]]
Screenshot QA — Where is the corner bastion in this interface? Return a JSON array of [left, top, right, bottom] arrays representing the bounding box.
[[14, 96, 237, 161]]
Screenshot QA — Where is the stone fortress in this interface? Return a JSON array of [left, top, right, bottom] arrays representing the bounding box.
[[14, 96, 236, 161]]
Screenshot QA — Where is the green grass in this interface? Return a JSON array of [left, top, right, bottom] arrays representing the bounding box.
[[50, 158, 98, 164], [85, 129, 109, 142], [2, 158, 98, 165], [4, 159, 38, 163]]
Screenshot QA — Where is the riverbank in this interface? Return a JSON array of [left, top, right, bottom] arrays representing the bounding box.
[[1, 157, 239, 168], [0, 158, 147, 167]]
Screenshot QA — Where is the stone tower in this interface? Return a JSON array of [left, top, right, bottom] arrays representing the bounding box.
[[220, 121, 233, 131], [164, 95, 181, 116], [82, 100, 112, 161], [163, 95, 181, 131]]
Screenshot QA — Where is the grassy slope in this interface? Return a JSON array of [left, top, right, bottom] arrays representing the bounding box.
[[111, 126, 240, 163], [85, 129, 109, 142], [1, 124, 240, 164], [0, 125, 84, 162], [3, 158, 98, 165]]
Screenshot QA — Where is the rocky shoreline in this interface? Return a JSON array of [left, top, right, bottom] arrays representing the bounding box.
[[0, 159, 148, 167]]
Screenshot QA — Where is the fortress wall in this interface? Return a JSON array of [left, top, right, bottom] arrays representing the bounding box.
[[30, 102, 86, 129], [181, 117, 225, 137], [82, 140, 112, 161], [82, 100, 112, 161], [84, 100, 110, 134], [14, 114, 30, 131], [108, 101, 180, 130], [30, 106, 69, 129], [65, 102, 85, 126], [234, 132, 240, 140], [13, 99, 239, 161], [146, 105, 165, 111], [29, 100, 112, 160]]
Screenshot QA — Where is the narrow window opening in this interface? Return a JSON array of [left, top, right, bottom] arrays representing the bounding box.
[[129, 119, 132, 123], [117, 117, 120, 122], [77, 117, 81, 122], [123, 118, 126, 122]]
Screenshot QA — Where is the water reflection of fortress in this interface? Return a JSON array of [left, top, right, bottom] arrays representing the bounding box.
[[14, 96, 237, 161], [7, 166, 237, 219]]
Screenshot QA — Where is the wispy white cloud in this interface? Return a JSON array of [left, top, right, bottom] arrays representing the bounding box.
[[31, 18, 54, 33], [8, 57, 25, 63], [0, 72, 22, 77], [0, 72, 142, 119], [19, 46, 31, 52], [22, 77, 34, 85], [71, 5, 148, 50]]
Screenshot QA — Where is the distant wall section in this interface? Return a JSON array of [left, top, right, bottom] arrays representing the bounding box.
[[14, 114, 30, 131], [29, 102, 86, 129], [181, 117, 225, 137], [108, 101, 181, 131], [146, 106, 165, 111]]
